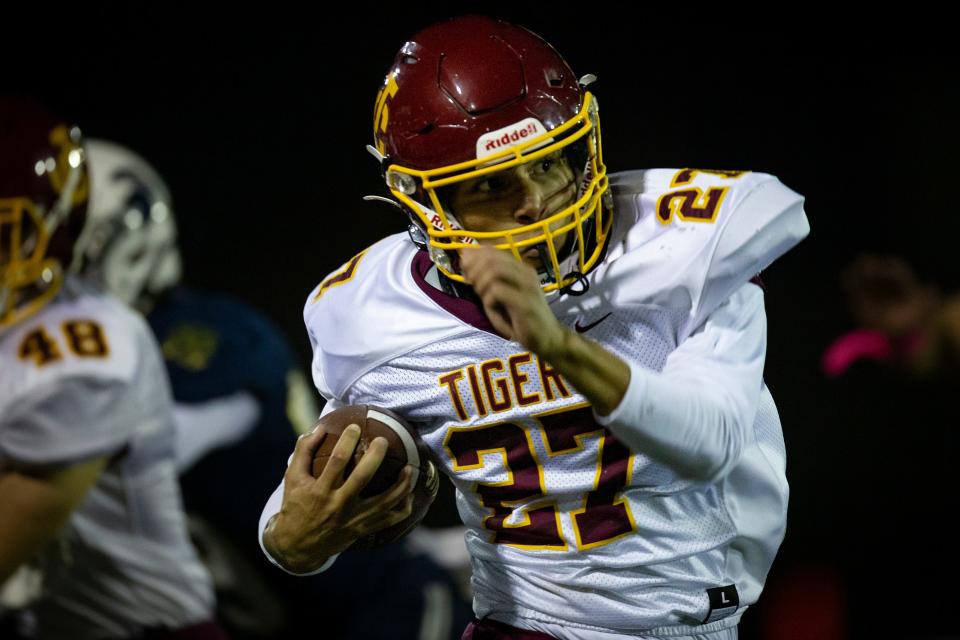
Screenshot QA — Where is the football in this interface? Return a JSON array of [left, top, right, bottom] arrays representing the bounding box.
[[311, 404, 439, 550]]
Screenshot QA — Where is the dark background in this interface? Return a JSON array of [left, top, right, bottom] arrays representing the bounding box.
[[11, 7, 960, 636]]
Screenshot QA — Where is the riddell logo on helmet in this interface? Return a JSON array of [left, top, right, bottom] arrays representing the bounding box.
[[428, 212, 477, 244], [476, 119, 552, 159]]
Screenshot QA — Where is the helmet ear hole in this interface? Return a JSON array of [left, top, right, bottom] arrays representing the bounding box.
[[563, 138, 590, 181]]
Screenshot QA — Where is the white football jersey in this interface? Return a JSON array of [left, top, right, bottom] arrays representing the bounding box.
[[0, 277, 214, 639], [276, 169, 807, 638]]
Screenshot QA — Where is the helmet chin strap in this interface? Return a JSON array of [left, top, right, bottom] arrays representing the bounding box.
[[534, 237, 590, 297]]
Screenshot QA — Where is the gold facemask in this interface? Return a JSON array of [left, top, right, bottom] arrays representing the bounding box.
[[385, 92, 612, 293]]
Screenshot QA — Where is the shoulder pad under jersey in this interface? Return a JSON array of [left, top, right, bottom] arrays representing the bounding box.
[[0, 281, 143, 416], [303, 233, 471, 400], [570, 168, 808, 337]]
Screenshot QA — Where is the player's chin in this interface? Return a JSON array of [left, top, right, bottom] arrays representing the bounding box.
[[520, 248, 546, 269]]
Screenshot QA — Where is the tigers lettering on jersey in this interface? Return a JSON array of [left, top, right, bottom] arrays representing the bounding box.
[[438, 352, 572, 420], [18, 319, 109, 367]]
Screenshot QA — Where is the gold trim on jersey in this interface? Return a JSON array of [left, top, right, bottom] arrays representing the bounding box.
[[438, 353, 573, 420], [479, 358, 513, 413], [537, 356, 571, 401], [438, 370, 469, 421], [62, 319, 110, 358], [538, 401, 596, 456], [669, 169, 749, 187], [18, 325, 63, 367], [466, 364, 489, 418], [373, 75, 399, 155], [508, 353, 542, 406], [533, 402, 638, 550], [17, 319, 110, 367], [311, 249, 369, 302], [656, 187, 730, 225], [570, 436, 638, 551], [444, 421, 567, 551]]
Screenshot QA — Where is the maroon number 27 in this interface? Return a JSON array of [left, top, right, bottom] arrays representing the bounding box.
[[443, 404, 636, 551]]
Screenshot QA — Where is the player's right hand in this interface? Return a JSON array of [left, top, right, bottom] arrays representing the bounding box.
[[265, 424, 413, 573]]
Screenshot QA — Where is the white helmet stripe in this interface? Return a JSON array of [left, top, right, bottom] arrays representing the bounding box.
[[367, 408, 421, 487]]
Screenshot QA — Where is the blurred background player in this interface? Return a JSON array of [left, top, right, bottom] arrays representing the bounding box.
[[0, 101, 221, 638], [823, 254, 960, 378], [260, 16, 808, 639], [806, 253, 960, 639], [80, 138, 472, 639]]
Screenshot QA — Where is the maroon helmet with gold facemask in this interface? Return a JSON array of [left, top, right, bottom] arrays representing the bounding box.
[[372, 16, 611, 293], [0, 98, 89, 328]]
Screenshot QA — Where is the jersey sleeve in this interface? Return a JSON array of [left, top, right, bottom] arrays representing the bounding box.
[[0, 290, 155, 467], [595, 282, 767, 482], [0, 375, 137, 466], [690, 176, 809, 336], [304, 308, 337, 403]]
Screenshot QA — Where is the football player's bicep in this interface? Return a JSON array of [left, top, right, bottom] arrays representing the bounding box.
[[0, 456, 108, 583]]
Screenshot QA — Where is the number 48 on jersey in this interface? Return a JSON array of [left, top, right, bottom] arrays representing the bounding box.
[[18, 319, 109, 367]]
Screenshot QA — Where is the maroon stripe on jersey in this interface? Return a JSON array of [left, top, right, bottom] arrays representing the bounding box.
[[750, 274, 765, 290], [411, 250, 501, 336], [462, 618, 559, 640]]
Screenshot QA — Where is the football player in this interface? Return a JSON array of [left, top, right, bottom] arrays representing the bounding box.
[[0, 101, 222, 639], [259, 16, 810, 640], [80, 139, 472, 639]]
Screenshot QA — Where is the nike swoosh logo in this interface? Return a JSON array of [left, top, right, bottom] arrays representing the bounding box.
[[574, 312, 612, 333]]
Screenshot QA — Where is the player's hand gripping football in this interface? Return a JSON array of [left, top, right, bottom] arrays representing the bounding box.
[[459, 246, 568, 361], [264, 424, 413, 573]]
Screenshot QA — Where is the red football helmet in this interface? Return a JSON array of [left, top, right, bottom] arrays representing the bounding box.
[[0, 98, 89, 328], [372, 16, 611, 292]]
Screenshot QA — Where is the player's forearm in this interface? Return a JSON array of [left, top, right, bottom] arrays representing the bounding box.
[[262, 513, 332, 574], [542, 328, 631, 416], [259, 482, 338, 576], [548, 286, 766, 482], [0, 471, 77, 583], [591, 286, 766, 481], [545, 331, 746, 481], [593, 361, 751, 481]]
